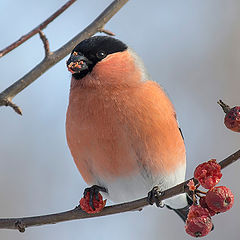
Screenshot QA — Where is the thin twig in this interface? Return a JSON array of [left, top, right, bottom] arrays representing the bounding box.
[[217, 99, 231, 113], [99, 28, 116, 36], [0, 148, 239, 231], [39, 31, 51, 57], [1, 98, 22, 115], [0, 0, 77, 58], [0, 0, 129, 114]]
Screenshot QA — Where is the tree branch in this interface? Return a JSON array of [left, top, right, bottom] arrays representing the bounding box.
[[0, 0, 77, 58], [0, 0, 129, 114], [0, 149, 239, 232]]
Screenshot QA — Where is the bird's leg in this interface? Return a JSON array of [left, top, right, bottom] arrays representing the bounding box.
[[147, 186, 165, 208], [83, 185, 107, 210]]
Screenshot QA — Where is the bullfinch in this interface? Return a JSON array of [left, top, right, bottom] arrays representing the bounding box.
[[66, 36, 191, 221]]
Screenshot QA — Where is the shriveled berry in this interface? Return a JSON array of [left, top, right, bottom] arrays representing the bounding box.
[[218, 100, 240, 132], [187, 205, 211, 222], [79, 192, 106, 214], [194, 159, 222, 189], [185, 216, 213, 238], [199, 197, 216, 216], [224, 106, 240, 132], [205, 186, 234, 213]]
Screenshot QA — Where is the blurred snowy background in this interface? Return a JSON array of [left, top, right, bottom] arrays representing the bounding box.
[[0, 0, 239, 239]]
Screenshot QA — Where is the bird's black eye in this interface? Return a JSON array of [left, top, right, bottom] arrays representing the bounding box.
[[96, 50, 107, 59]]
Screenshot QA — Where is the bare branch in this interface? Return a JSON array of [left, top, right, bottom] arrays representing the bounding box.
[[0, 0, 129, 114], [39, 30, 51, 57], [219, 149, 240, 169], [0, 148, 239, 231], [0, 0, 77, 58]]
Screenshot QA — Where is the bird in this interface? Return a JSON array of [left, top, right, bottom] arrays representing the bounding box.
[[65, 36, 191, 221]]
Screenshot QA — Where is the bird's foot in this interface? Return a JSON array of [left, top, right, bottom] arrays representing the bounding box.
[[147, 186, 165, 208], [83, 185, 107, 210]]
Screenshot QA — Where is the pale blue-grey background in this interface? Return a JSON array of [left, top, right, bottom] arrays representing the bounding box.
[[0, 0, 239, 239]]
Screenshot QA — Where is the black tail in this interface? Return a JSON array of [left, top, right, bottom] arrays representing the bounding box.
[[169, 205, 190, 222], [166, 195, 193, 222], [166, 196, 214, 231]]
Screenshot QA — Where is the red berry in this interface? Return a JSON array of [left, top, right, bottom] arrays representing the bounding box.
[[79, 192, 106, 214], [205, 186, 234, 213], [199, 197, 216, 216], [187, 205, 211, 222], [185, 216, 213, 238], [218, 100, 240, 132], [224, 106, 240, 132], [194, 159, 222, 189]]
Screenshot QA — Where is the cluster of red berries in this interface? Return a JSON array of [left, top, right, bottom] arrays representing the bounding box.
[[185, 159, 234, 238], [79, 192, 106, 214], [77, 100, 238, 234]]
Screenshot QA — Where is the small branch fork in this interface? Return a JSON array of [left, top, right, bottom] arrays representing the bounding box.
[[1, 98, 22, 115], [0, 0, 77, 58], [0, 149, 239, 232], [0, 0, 128, 114]]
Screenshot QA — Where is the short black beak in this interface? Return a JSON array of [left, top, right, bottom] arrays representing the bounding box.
[[66, 51, 92, 74]]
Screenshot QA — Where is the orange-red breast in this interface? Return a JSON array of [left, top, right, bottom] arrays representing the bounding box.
[[66, 36, 189, 219]]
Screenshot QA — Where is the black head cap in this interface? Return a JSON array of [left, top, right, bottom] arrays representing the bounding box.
[[67, 36, 128, 79]]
